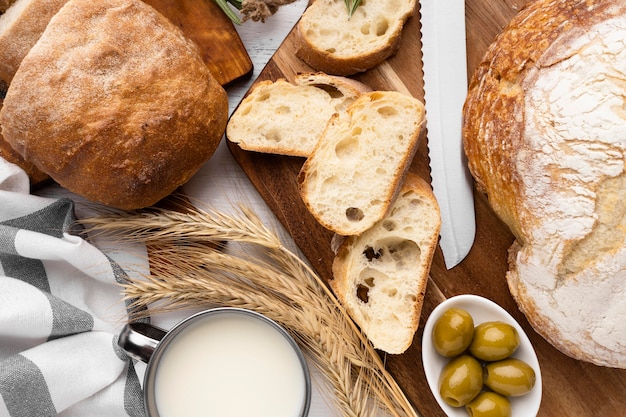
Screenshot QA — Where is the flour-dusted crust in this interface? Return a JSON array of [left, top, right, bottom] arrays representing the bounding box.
[[0, 84, 50, 186], [0, 0, 69, 84], [294, 0, 416, 75], [0, 0, 67, 186], [331, 173, 440, 354], [463, 0, 626, 368], [0, 0, 228, 210]]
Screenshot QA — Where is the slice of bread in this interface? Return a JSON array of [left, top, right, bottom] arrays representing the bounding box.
[[294, 0, 416, 75], [298, 90, 425, 236], [226, 72, 370, 157], [331, 173, 441, 354], [0, 0, 69, 84]]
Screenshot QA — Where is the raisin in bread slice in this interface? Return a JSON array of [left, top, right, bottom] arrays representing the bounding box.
[[331, 173, 441, 354], [294, 0, 416, 75], [298, 90, 425, 236], [227, 72, 371, 157]]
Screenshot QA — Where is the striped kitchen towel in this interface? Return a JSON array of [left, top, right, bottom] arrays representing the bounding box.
[[0, 159, 146, 417]]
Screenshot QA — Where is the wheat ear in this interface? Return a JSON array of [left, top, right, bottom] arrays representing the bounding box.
[[80, 201, 419, 417]]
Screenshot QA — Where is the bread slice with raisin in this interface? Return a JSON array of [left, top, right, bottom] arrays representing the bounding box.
[[330, 173, 441, 354]]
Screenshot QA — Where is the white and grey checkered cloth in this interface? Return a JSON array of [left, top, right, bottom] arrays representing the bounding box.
[[0, 159, 145, 417]]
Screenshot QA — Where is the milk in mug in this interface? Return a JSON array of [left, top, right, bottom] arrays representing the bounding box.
[[152, 311, 308, 417]]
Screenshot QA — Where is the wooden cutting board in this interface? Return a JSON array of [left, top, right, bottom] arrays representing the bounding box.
[[227, 1, 626, 416], [145, 0, 253, 86]]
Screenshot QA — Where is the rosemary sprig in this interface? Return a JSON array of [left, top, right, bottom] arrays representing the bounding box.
[[344, 0, 362, 17], [213, 0, 243, 25]]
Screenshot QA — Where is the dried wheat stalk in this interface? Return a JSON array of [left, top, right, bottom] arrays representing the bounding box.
[[81, 199, 420, 417]]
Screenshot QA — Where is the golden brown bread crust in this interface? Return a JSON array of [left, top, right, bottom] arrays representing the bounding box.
[[463, 0, 626, 367], [1, 77, 49, 186], [0, 0, 66, 186], [0, 132, 50, 186], [0, 0, 228, 210], [0, 0, 70, 85], [0, 81, 50, 187]]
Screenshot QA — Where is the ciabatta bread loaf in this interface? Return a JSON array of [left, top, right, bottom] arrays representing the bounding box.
[[0, 0, 69, 84], [331, 172, 440, 354], [463, 0, 626, 368], [0, 0, 228, 210], [298, 90, 425, 236], [227, 73, 370, 157], [294, 0, 416, 75]]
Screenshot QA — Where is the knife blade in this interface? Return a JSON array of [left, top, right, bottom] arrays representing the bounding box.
[[419, 0, 475, 269]]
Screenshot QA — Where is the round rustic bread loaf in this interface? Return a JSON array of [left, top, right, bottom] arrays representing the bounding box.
[[463, 0, 626, 368], [0, 0, 228, 209]]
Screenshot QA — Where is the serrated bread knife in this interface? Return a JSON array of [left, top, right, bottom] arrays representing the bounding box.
[[420, 0, 475, 269]]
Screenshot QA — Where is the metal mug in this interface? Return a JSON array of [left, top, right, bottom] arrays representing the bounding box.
[[118, 307, 311, 417]]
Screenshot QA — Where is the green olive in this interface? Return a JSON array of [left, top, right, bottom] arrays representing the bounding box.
[[432, 308, 474, 357], [439, 354, 483, 407], [469, 321, 520, 361], [465, 392, 511, 417], [484, 358, 536, 397]]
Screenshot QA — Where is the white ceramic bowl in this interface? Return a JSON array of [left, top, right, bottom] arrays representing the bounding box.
[[422, 294, 542, 417]]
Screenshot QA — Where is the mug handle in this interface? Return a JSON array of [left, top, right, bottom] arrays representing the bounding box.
[[118, 322, 167, 363]]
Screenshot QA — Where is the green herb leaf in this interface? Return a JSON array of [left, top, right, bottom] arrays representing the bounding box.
[[213, 0, 243, 25], [344, 0, 362, 17]]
